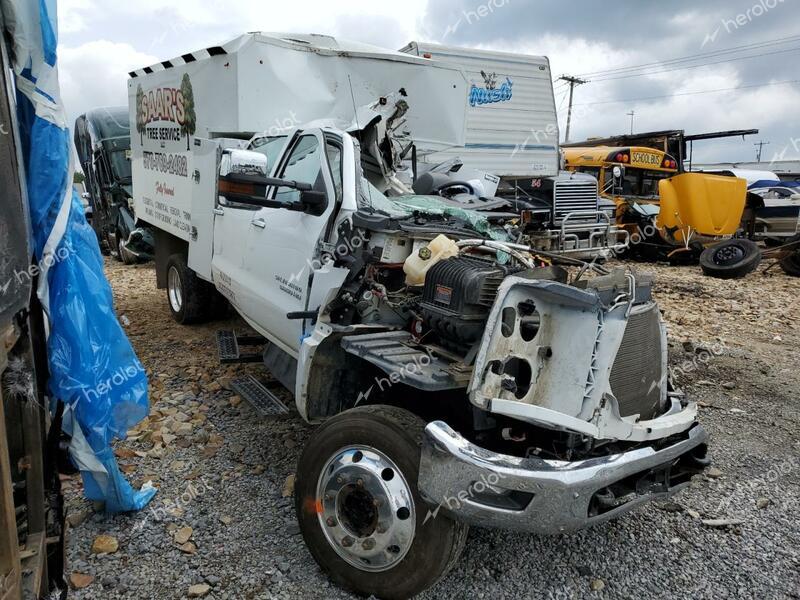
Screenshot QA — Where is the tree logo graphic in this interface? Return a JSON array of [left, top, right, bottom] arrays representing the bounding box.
[[135, 84, 145, 143], [180, 73, 196, 150]]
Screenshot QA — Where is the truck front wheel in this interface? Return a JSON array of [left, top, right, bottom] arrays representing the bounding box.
[[295, 405, 468, 600], [165, 254, 212, 324]]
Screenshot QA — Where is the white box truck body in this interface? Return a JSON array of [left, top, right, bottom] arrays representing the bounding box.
[[128, 32, 468, 245], [400, 41, 560, 179]]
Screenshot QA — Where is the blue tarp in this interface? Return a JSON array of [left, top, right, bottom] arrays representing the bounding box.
[[4, 0, 155, 512], [749, 179, 800, 190]]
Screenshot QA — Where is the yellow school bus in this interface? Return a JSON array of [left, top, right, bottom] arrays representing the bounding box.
[[564, 146, 678, 203], [564, 146, 746, 248]]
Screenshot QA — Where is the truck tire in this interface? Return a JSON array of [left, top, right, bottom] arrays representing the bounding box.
[[165, 254, 212, 324], [700, 239, 762, 279], [779, 234, 800, 277], [295, 405, 468, 600]]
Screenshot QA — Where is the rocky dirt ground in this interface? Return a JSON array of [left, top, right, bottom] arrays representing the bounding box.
[[62, 257, 800, 599]]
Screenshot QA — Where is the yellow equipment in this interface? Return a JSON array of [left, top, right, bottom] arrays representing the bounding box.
[[658, 173, 747, 244]]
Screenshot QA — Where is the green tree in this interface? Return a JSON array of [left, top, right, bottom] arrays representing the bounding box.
[[180, 74, 196, 151], [73, 171, 85, 184], [135, 84, 145, 144]]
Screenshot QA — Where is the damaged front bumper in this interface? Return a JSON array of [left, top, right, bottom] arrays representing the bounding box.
[[418, 421, 709, 534]]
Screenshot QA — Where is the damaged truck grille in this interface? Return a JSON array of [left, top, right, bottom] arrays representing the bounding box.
[[609, 304, 664, 420]]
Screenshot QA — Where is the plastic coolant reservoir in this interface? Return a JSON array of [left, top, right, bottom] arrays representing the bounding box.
[[403, 234, 459, 286]]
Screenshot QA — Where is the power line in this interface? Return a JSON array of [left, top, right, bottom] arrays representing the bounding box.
[[556, 88, 570, 110], [576, 33, 800, 78], [573, 79, 800, 107], [589, 46, 800, 82]]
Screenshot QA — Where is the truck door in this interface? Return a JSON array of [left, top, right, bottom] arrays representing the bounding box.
[[210, 161, 264, 318], [238, 129, 345, 355]]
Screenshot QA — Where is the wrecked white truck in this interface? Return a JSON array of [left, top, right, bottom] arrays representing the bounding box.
[[129, 33, 709, 599]]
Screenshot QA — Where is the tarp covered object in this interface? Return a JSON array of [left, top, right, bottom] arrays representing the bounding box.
[[2, 0, 155, 511], [749, 179, 800, 190]]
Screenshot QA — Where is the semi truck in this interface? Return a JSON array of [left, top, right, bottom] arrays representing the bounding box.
[[129, 33, 708, 599], [74, 107, 154, 263]]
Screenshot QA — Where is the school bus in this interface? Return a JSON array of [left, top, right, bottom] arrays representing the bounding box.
[[563, 146, 678, 203], [564, 146, 746, 250]]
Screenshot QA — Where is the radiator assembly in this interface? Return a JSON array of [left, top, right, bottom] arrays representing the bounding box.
[[467, 270, 698, 442]]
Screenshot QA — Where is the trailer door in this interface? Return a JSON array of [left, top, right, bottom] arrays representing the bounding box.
[[188, 138, 218, 281]]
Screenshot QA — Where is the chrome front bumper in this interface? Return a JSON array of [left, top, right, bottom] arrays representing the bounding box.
[[418, 421, 709, 534]]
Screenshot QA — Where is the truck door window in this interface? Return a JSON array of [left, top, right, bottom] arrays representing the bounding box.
[[325, 139, 343, 202], [249, 135, 287, 171], [274, 135, 324, 205]]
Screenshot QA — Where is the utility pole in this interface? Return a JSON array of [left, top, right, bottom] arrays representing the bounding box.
[[559, 75, 588, 143], [627, 110, 635, 134], [754, 140, 770, 162]]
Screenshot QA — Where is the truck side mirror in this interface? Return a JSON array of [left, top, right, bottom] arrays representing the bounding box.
[[220, 149, 268, 177], [300, 189, 328, 216]]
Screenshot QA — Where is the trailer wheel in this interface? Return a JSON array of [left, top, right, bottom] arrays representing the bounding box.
[[700, 239, 762, 279], [165, 254, 212, 324], [295, 405, 468, 600], [779, 234, 800, 277]]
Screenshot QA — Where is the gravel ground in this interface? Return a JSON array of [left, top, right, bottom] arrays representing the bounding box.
[[63, 257, 800, 599]]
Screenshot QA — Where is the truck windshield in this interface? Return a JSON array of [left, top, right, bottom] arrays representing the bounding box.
[[109, 149, 132, 182], [618, 168, 671, 199]]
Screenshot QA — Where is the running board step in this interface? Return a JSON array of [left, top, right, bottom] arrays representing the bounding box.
[[229, 375, 290, 417], [216, 330, 265, 364]]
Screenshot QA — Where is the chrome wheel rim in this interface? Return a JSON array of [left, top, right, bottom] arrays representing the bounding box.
[[316, 445, 416, 572], [167, 266, 183, 313]]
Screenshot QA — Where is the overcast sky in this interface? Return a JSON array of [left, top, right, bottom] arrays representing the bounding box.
[[58, 0, 800, 165]]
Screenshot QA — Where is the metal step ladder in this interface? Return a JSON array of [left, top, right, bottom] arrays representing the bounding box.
[[216, 330, 265, 364], [229, 374, 290, 417]]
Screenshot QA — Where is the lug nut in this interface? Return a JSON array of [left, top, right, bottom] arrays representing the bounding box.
[[336, 476, 344, 485], [341, 536, 354, 547], [362, 538, 376, 550], [356, 478, 364, 487], [326, 517, 336, 527]]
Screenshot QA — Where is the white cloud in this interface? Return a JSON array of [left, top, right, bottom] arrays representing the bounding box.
[[57, 0, 93, 34], [59, 40, 157, 126]]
